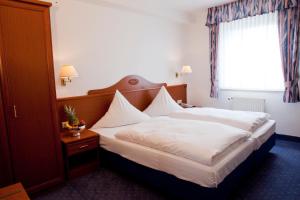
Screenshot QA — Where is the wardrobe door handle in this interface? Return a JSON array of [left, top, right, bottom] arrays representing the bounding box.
[[13, 105, 18, 118]]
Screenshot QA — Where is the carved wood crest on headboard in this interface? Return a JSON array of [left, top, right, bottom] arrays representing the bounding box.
[[88, 75, 167, 95], [57, 75, 187, 129]]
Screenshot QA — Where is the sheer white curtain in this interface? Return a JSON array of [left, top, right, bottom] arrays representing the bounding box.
[[217, 12, 284, 91]]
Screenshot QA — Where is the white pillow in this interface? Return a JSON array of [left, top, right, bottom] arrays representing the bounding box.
[[92, 90, 150, 128], [144, 86, 184, 117]]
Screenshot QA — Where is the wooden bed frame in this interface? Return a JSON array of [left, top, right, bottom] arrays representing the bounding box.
[[57, 75, 187, 129], [57, 75, 275, 200]]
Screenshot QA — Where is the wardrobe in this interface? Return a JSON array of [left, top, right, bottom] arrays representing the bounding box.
[[0, 0, 63, 193]]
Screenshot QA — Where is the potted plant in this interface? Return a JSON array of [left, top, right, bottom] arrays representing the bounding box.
[[63, 105, 86, 137]]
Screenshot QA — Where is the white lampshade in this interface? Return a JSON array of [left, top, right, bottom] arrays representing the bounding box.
[[181, 65, 192, 74], [59, 65, 79, 78]]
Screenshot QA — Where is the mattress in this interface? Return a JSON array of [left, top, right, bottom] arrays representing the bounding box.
[[251, 120, 276, 150], [91, 119, 275, 188]]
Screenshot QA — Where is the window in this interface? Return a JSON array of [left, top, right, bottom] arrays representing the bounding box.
[[217, 12, 284, 91]]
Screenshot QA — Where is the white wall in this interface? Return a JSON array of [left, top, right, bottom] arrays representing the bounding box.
[[183, 10, 300, 137], [49, 0, 186, 98], [48, 1, 300, 136]]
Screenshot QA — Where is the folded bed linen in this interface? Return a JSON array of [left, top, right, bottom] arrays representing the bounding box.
[[169, 107, 270, 132], [114, 118, 250, 166]]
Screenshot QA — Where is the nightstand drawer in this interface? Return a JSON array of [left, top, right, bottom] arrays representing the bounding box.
[[67, 138, 98, 156]]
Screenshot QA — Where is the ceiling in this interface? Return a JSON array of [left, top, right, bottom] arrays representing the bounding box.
[[71, 0, 236, 23], [97, 0, 235, 14], [161, 0, 235, 12]]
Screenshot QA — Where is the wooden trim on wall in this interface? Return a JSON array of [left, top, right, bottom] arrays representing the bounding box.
[[57, 76, 187, 130]]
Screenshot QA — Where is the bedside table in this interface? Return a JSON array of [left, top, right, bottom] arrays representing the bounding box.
[[61, 129, 100, 179]]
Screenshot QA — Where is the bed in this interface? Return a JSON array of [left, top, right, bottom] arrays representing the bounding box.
[[57, 75, 276, 200], [91, 117, 275, 187]]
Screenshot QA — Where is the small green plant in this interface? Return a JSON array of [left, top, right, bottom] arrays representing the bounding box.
[[64, 105, 79, 126]]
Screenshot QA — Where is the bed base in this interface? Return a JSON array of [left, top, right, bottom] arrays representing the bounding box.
[[100, 134, 276, 200]]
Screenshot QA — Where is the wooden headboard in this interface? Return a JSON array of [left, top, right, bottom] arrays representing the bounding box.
[[57, 75, 187, 129]]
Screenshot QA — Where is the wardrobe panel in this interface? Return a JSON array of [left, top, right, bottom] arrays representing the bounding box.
[[0, 0, 63, 192], [0, 90, 13, 187]]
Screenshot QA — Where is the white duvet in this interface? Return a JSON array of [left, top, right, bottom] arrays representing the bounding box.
[[115, 118, 250, 166], [169, 107, 270, 132]]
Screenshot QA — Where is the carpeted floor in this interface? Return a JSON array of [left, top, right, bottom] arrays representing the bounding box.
[[34, 139, 300, 200]]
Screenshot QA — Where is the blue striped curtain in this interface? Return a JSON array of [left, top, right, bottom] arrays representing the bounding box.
[[278, 6, 300, 102], [206, 0, 298, 26], [206, 0, 300, 102], [209, 25, 219, 98]]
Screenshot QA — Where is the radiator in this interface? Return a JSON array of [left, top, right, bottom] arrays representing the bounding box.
[[229, 97, 265, 112]]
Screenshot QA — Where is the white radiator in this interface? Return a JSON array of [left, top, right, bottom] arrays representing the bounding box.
[[229, 97, 265, 112]]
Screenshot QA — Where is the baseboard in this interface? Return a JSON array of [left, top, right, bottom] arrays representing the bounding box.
[[276, 133, 300, 143]]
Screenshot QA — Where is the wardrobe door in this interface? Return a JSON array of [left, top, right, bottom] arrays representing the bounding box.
[[0, 0, 63, 192], [0, 90, 13, 187]]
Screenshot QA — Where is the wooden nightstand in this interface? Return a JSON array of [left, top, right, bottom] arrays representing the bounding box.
[[61, 129, 100, 179]]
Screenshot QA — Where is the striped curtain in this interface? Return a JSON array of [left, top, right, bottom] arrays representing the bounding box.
[[278, 6, 300, 102], [209, 25, 219, 98], [206, 0, 299, 102], [206, 0, 298, 26]]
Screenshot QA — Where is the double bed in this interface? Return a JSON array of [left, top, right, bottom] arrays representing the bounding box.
[[57, 75, 276, 200], [92, 118, 275, 188]]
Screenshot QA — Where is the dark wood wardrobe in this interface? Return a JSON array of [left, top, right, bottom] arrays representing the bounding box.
[[0, 0, 63, 193]]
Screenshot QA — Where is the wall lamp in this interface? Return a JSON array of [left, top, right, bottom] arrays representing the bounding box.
[[59, 65, 79, 86], [176, 65, 192, 78]]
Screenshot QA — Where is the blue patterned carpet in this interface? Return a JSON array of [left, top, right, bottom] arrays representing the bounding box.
[[34, 139, 300, 200]]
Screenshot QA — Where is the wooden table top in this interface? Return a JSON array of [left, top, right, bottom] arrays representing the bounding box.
[[0, 183, 30, 200], [61, 129, 99, 144]]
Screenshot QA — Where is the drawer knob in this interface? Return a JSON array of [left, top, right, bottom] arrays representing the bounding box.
[[79, 144, 89, 149]]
